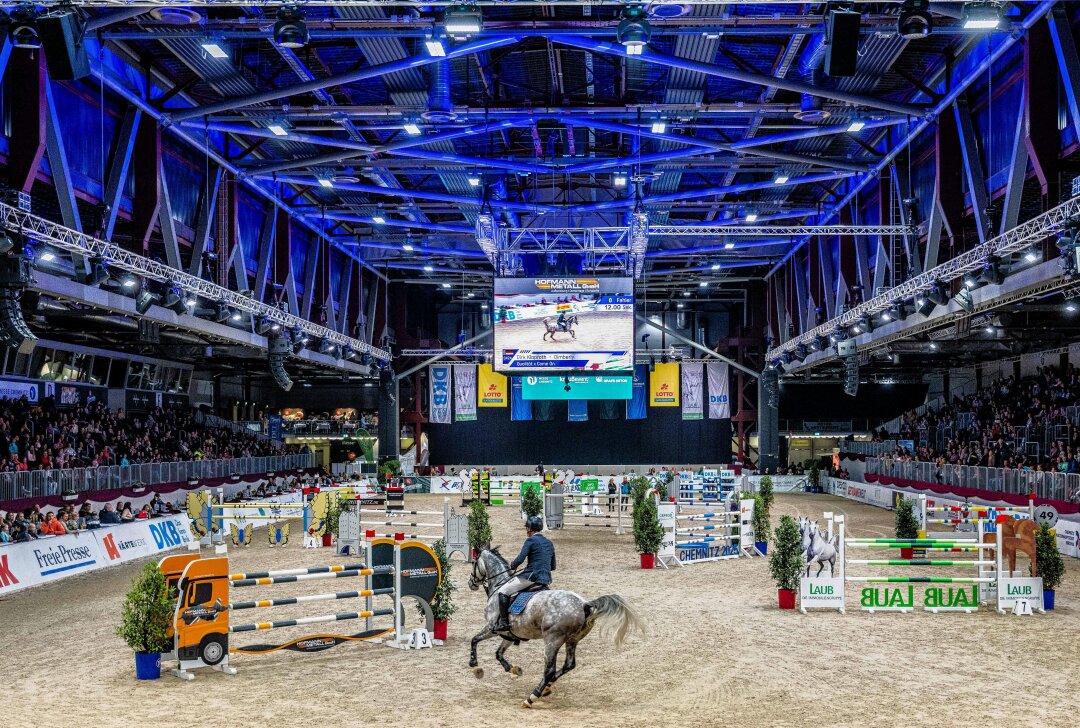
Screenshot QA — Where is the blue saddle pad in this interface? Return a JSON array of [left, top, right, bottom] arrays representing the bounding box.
[[509, 591, 540, 615]]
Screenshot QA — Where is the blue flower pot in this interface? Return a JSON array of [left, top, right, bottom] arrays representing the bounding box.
[[1044, 590, 1055, 611], [134, 652, 161, 680], [755, 542, 768, 556]]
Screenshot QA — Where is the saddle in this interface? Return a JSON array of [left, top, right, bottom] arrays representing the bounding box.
[[509, 584, 549, 615]]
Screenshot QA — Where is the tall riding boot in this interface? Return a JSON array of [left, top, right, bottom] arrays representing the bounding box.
[[494, 593, 513, 632]]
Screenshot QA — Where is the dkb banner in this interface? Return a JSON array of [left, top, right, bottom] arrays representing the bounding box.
[[708, 362, 730, 419], [626, 364, 647, 420], [429, 364, 451, 423], [681, 362, 703, 420], [477, 364, 507, 407], [453, 364, 477, 422], [649, 362, 680, 407]]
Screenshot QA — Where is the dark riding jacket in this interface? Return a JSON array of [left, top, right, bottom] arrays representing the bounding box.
[[510, 533, 556, 585]]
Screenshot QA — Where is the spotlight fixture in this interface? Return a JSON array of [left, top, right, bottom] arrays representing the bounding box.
[[319, 338, 338, 356], [403, 119, 422, 135], [710, 263, 721, 271], [87, 257, 110, 287], [1024, 248, 1039, 263], [880, 310, 892, 322], [230, 310, 243, 322], [256, 316, 274, 336], [441, 282, 451, 289], [267, 120, 289, 137], [163, 287, 182, 312], [916, 296, 935, 315], [444, 4, 483, 37], [200, 38, 229, 59], [613, 173, 628, 187], [773, 174, 790, 185], [273, 6, 309, 49], [213, 303, 231, 323], [468, 176, 481, 187], [723, 242, 735, 250], [135, 290, 159, 315], [979, 255, 1005, 285], [927, 280, 951, 307], [744, 211, 758, 222], [847, 120, 866, 133], [698, 281, 707, 288], [120, 274, 138, 289], [962, 2, 1002, 30], [423, 264, 434, 273], [898, 0, 932, 39], [39, 250, 57, 262], [954, 287, 975, 313], [318, 178, 333, 188], [617, 4, 652, 55], [929, 341, 938, 351], [402, 243, 414, 252], [962, 272, 979, 290], [372, 214, 386, 224], [0, 232, 16, 255], [424, 32, 447, 57], [1068, 302, 1078, 314], [650, 119, 667, 134]]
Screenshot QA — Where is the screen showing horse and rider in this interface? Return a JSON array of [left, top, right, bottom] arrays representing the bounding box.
[[493, 277, 634, 372]]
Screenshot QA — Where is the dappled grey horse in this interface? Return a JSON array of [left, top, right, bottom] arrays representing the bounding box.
[[468, 547, 643, 708], [542, 314, 578, 341]]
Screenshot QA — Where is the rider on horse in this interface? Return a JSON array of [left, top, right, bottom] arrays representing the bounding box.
[[494, 515, 555, 633], [556, 311, 570, 332]]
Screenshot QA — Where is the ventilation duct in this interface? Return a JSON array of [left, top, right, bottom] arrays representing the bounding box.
[[423, 60, 457, 123], [794, 37, 831, 122]]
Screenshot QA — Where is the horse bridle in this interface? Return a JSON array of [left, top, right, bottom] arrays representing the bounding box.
[[469, 556, 517, 591]]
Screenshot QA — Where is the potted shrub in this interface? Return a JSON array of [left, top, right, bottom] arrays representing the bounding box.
[[752, 494, 771, 556], [769, 515, 802, 609], [323, 494, 341, 548], [116, 562, 175, 680], [1035, 523, 1064, 610], [807, 461, 820, 493], [421, 539, 456, 640], [521, 484, 543, 522], [632, 493, 663, 569], [378, 458, 402, 485], [467, 499, 492, 560], [894, 497, 919, 559], [758, 475, 775, 514]]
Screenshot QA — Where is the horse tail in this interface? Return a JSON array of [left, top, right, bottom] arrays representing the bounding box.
[[583, 595, 644, 647]]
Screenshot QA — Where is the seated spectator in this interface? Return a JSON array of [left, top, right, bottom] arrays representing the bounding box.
[[63, 511, 80, 532], [136, 504, 151, 520], [39, 512, 67, 536], [0, 523, 9, 542], [119, 501, 135, 522], [149, 493, 164, 515], [99, 503, 121, 524]]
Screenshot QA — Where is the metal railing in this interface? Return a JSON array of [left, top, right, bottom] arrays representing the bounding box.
[[0, 453, 316, 503], [195, 411, 277, 444], [865, 457, 1080, 503], [238, 419, 377, 437]]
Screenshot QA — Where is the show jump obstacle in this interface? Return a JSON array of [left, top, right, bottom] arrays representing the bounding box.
[[799, 509, 1044, 615], [157, 538, 442, 680], [336, 496, 469, 560], [656, 496, 759, 567], [186, 489, 334, 547], [544, 483, 627, 535]]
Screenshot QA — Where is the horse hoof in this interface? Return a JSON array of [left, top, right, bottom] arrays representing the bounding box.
[[472, 667, 484, 679], [541, 686, 553, 697], [510, 666, 524, 677], [521, 701, 532, 709]]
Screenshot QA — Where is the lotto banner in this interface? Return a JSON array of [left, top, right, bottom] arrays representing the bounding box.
[[707, 362, 731, 419], [649, 362, 680, 407], [477, 364, 507, 407], [429, 365, 451, 423], [681, 362, 703, 420], [453, 364, 477, 422]]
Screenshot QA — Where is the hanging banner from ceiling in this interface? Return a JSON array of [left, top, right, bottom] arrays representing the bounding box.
[[429, 364, 451, 424], [681, 362, 703, 420], [626, 364, 647, 420], [708, 362, 731, 419], [454, 364, 477, 422], [649, 362, 680, 407], [477, 364, 508, 407]]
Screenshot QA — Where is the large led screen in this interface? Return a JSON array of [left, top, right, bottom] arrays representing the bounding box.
[[493, 277, 634, 372]]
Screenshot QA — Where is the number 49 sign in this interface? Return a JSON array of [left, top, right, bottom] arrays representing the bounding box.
[[1034, 504, 1059, 529]]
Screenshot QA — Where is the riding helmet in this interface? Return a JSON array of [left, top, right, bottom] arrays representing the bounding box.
[[525, 515, 543, 532]]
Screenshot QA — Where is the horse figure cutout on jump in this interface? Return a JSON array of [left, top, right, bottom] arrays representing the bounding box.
[[799, 517, 838, 577], [542, 315, 578, 341], [467, 547, 643, 708]]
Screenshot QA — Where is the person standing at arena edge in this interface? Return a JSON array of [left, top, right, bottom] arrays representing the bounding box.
[[493, 516, 555, 633]]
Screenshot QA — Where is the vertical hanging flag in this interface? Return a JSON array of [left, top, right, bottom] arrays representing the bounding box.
[[627, 364, 647, 420], [649, 362, 680, 407], [477, 364, 508, 407], [454, 364, 477, 422], [429, 364, 451, 423], [511, 377, 533, 421], [681, 362, 703, 420], [568, 400, 588, 422], [708, 362, 731, 419]]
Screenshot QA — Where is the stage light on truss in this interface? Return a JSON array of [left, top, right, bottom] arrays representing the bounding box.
[[468, 176, 481, 187], [898, 0, 932, 39], [954, 287, 975, 313], [372, 215, 386, 224], [424, 31, 447, 57], [710, 263, 721, 271], [319, 338, 338, 356], [744, 211, 758, 223], [962, 272, 979, 289], [1024, 248, 1039, 263], [200, 38, 229, 59], [444, 4, 483, 36], [318, 177, 333, 188], [256, 316, 274, 336], [86, 256, 110, 286], [723, 242, 735, 250], [962, 2, 1002, 30], [613, 173, 628, 187], [929, 341, 938, 351], [120, 274, 138, 289], [1068, 302, 1078, 313], [230, 310, 243, 322], [267, 120, 289, 137], [0, 232, 15, 255], [773, 173, 790, 185], [273, 5, 309, 49], [617, 4, 652, 54], [39, 249, 56, 262], [979, 255, 1005, 285], [423, 264, 434, 273], [927, 280, 951, 307], [403, 118, 423, 135], [213, 303, 231, 323], [847, 120, 866, 133], [441, 282, 451, 289], [650, 119, 667, 134]]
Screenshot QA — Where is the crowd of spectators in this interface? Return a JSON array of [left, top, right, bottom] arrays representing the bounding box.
[[0, 493, 178, 543], [884, 365, 1080, 473], [0, 397, 294, 473]]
